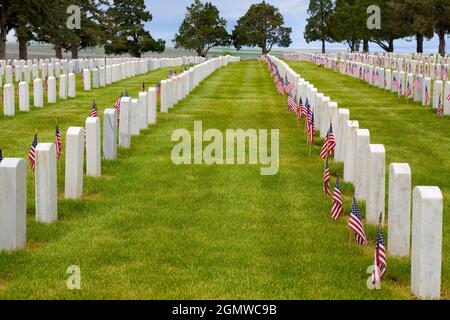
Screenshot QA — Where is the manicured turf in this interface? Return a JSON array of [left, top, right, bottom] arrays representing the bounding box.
[[286, 60, 450, 299], [0, 60, 417, 299]]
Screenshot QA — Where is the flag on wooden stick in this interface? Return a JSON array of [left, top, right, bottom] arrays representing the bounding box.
[[348, 195, 367, 245], [372, 223, 387, 286], [28, 134, 38, 171], [331, 175, 343, 220], [55, 125, 62, 160]]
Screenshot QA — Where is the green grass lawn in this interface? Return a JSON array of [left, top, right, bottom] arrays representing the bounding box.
[[0, 60, 424, 299], [286, 60, 450, 299]]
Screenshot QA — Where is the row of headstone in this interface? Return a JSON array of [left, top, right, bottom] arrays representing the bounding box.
[[269, 54, 443, 300], [0, 55, 239, 254], [284, 53, 450, 116], [3, 56, 203, 117], [0, 56, 205, 85]]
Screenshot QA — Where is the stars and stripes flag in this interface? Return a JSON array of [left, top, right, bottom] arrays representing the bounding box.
[[284, 75, 294, 94], [406, 80, 412, 98], [307, 109, 315, 144], [414, 78, 422, 90], [348, 195, 367, 245], [142, 82, 145, 92], [323, 158, 331, 197], [276, 77, 284, 95], [446, 93, 450, 102], [320, 124, 336, 159], [303, 97, 309, 119], [297, 97, 303, 121], [398, 82, 403, 97], [392, 75, 398, 89], [114, 93, 122, 115], [55, 125, 62, 160], [156, 81, 161, 96], [331, 175, 343, 220], [304, 98, 311, 132], [0, 148, 3, 162], [372, 227, 387, 286], [125, 89, 129, 97], [28, 134, 38, 171], [89, 100, 98, 117], [425, 86, 430, 105], [44, 76, 48, 92], [437, 95, 444, 117], [287, 93, 296, 112]]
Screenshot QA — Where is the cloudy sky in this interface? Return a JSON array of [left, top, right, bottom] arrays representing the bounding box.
[[7, 0, 441, 52]]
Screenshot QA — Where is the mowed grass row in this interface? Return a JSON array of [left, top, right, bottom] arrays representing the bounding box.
[[0, 60, 411, 299], [286, 60, 450, 298]]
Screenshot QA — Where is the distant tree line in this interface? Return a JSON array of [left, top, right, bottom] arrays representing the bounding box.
[[0, 0, 165, 59], [304, 0, 450, 56]]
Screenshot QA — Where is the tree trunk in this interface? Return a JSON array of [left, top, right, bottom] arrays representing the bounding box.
[[388, 39, 394, 52], [416, 33, 424, 53], [321, 39, 325, 54], [0, 27, 7, 59], [70, 43, 79, 59], [363, 40, 369, 52], [18, 34, 27, 60], [355, 41, 361, 52], [54, 41, 63, 59], [438, 30, 446, 57]]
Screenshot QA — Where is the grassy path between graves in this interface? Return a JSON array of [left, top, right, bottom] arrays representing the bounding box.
[[0, 61, 414, 299], [286, 60, 450, 299]]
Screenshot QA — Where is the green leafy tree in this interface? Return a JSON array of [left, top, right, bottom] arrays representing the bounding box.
[[231, 1, 292, 54], [398, 0, 434, 53], [104, 0, 165, 57], [33, 0, 70, 58], [174, 0, 230, 57], [304, 0, 334, 53], [62, 0, 106, 59], [368, 0, 410, 52]]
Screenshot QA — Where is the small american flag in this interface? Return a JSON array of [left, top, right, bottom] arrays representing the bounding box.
[[89, 100, 98, 117], [55, 125, 62, 160], [29, 134, 38, 171], [320, 124, 336, 159], [398, 82, 403, 97], [297, 97, 303, 120], [414, 78, 422, 90], [44, 76, 48, 92], [323, 158, 330, 197], [392, 75, 398, 89], [446, 93, 450, 102], [437, 95, 444, 117], [114, 94, 122, 114], [331, 175, 343, 220], [425, 86, 430, 105], [308, 110, 315, 144], [277, 77, 284, 95], [0, 148, 3, 162], [372, 227, 387, 286], [125, 89, 129, 97], [348, 195, 367, 245], [156, 82, 161, 96], [142, 82, 145, 92], [287, 93, 296, 112], [406, 81, 412, 98], [284, 75, 294, 94]]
